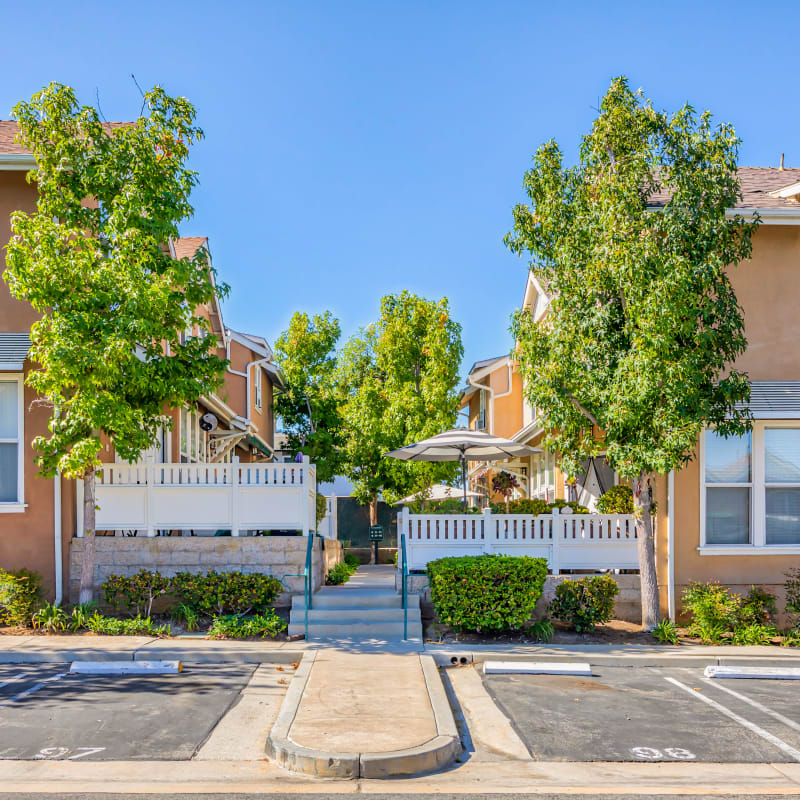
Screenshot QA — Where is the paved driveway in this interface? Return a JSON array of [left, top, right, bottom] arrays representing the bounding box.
[[0, 662, 257, 760], [481, 665, 800, 763]]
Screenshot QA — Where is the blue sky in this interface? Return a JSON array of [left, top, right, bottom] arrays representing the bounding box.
[[1, 1, 798, 378]]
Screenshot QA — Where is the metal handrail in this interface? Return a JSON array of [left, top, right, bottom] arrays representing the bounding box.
[[401, 532, 408, 641], [304, 533, 314, 639]]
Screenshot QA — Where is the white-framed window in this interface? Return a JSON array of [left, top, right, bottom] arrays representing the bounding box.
[[530, 450, 556, 501], [477, 390, 487, 430], [0, 375, 24, 511], [254, 367, 262, 412], [700, 421, 800, 552], [180, 407, 206, 463]]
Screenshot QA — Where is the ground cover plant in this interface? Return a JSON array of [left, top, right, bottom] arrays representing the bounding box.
[[549, 575, 619, 633], [207, 611, 286, 640], [427, 554, 547, 632]]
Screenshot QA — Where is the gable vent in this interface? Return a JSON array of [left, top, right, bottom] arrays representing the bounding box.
[[735, 382, 800, 419]]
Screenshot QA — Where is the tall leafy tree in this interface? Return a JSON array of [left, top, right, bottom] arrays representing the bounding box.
[[273, 311, 344, 484], [336, 292, 463, 551], [4, 83, 228, 601], [507, 77, 756, 628]]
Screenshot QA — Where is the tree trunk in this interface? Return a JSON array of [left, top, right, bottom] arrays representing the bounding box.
[[369, 498, 378, 565], [78, 468, 97, 604], [634, 473, 660, 630]]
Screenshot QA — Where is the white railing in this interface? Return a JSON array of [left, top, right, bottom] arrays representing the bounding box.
[[399, 506, 638, 573], [78, 456, 317, 537]]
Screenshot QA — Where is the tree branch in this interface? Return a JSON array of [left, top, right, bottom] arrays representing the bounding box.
[[568, 394, 599, 428]]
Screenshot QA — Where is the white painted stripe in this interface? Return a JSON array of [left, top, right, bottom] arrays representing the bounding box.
[[665, 676, 800, 762], [69, 660, 182, 675], [0, 674, 25, 690], [0, 672, 67, 707], [702, 678, 800, 735], [705, 665, 800, 680], [484, 661, 592, 676]]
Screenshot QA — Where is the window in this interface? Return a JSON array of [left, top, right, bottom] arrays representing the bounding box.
[[701, 422, 800, 550], [477, 391, 487, 430], [530, 450, 555, 500], [0, 376, 23, 509], [254, 368, 262, 412]]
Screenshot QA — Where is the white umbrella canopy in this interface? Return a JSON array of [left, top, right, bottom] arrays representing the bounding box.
[[393, 483, 482, 506], [385, 427, 540, 504]]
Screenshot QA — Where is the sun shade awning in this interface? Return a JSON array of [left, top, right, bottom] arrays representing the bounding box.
[[0, 333, 32, 370], [735, 382, 800, 419]]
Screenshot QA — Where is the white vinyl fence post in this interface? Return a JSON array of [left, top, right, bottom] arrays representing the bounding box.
[[483, 507, 494, 555], [231, 455, 240, 537], [550, 507, 561, 574], [145, 455, 156, 537]]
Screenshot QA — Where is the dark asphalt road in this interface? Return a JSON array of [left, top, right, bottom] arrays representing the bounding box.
[[0, 662, 256, 760], [482, 665, 800, 763]]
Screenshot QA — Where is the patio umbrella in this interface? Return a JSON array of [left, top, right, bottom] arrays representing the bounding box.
[[385, 427, 540, 505], [392, 483, 483, 506]]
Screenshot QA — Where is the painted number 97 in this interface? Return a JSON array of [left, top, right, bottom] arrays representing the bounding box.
[[631, 746, 696, 760]]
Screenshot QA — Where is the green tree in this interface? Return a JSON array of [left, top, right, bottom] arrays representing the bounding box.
[[336, 292, 463, 557], [507, 77, 756, 628], [4, 83, 228, 601], [273, 311, 344, 484]]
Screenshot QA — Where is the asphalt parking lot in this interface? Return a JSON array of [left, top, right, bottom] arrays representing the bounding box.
[[481, 665, 800, 763], [0, 662, 258, 760]]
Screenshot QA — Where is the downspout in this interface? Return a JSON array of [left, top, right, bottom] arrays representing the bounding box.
[[54, 472, 62, 605], [667, 469, 675, 622], [467, 361, 513, 435]]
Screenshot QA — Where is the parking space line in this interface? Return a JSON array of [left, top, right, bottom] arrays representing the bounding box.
[[0, 674, 25, 690], [701, 678, 800, 735], [0, 672, 67, 708], [665, 676, 800, 762]]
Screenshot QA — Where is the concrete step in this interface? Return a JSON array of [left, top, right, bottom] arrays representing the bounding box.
[[287, 620, 423, 640], [291, 592, 419, 610], [289, 607, 419, 624]]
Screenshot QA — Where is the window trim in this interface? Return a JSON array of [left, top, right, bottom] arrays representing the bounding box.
[[0, 374, 25, 513], [254, 367, 262, 413], [700, 420, 800, 551]]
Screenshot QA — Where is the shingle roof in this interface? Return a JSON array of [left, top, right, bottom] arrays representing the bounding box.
[[172, 237, 208, 260], [470, 355, 507, 373], [0, 332, 32, 368], [648, 167, 800, 210], [0, 120, 131, 156]]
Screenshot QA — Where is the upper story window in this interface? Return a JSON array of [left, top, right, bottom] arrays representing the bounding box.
[[255, 368, 262, 412], [477, 390, 487, 431], [701, 422, 800, 550], [0, 376, 24, 508]]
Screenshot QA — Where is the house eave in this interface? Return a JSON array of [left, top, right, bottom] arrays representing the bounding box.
[[0, 154, 35, 171], [726, 208, 800, 224]]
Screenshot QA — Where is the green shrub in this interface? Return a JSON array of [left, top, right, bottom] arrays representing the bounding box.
[[68, 602, 97, 632], [528, 618, 554, 642], [0, 568, 43, 627], [427, 555, 547, 632], [315, 493, 328, 529], [426, 498, 480, 514], [785, 569, 800, 628], [85, 613, 170, 636], [507, 498, 550, 515], [344, 552, 361, 569], [326, 562, 354, 585], [653, 618, 679, 644], [740, 586, 777, 626], [730, 623, 779, 646], [172, 571, 282, 617], [32, 602, 67, 633], [208, 611, 286, 639], [596, 485, 634, 514], [549, 575, 619, 632], [171, 602, 200, 632], [102, 570, 172, 618]]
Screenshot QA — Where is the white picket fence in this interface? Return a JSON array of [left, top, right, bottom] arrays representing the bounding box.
[[398, 506, 638, 573], [80, 455, 317, 536]]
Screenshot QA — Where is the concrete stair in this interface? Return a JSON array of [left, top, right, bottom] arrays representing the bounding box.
[[288, 566, 423, 642]]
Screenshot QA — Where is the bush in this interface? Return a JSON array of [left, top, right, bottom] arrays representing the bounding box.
[[653, 618, 679, 644], [102, 570, 172, 618], [171, 602, 201, 632], [326, 560, 357, 585], [730, 623, 779, 646], [681, 582, 740, 643], [85, 613, 170, 636], [427, 555, 547, 632], [344, 552, 361, 569], [528, 618, 554, 642], [596, 485, 634, 514], [208, 610, 286, 639], [506, 498, 550, 515], [549, 575, 619, 633], [32, 602, 67, 633], [172, 571, 283, 617], [68, 602, 97, 633], [426, 498, 480, 514], [0, 568, 43, 627], [786, 569, 800, 628], [740, 586, 777, 626], [315, 493, 328, 529]]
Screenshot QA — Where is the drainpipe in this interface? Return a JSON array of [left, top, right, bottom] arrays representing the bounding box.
[[54, 471, 62, 605], [667, 469, 675, 622], [467, 361, 513, 434]]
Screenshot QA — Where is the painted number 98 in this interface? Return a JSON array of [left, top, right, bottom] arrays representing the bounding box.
[[631, 746, 696, 760]]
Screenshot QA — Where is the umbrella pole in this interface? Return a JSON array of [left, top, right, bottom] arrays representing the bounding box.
[[462, 453, 467, 508]]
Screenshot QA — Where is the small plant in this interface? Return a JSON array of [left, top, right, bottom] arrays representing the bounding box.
[[549, 575, 619, 633], [343, 553, 360, 569], [85, 613, 170, 636], [32, 602, 67, 633], [68, 602, 97, 632], [681, 582, 741, 642], [102, 570, 172, 618], [730, 623, 779, 647], [0, 568, 43, 627], [652, 618, 679, 645], [171, 602, 201, 632], [491, 471, 520, 513], [596, 485, 634, 514], [326, 562, 354, 585], [528, 618, 554, 642], [740, 586, 777, 626], [208, 611, 286, 640], [781, 629, 800, 648], [785, 569, 800, 629]]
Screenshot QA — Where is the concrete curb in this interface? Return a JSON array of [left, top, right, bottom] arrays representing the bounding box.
[[265, 652, 460, 779]]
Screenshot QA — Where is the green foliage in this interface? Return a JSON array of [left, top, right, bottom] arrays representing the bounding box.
[[596, 485, 634, 515], [32, 602, 67, 633], [730, 623, 779, 646], [549, 576, 619, 633], [68, 602, 97, 632], [172, 571, 283, 617], [528, 618, 554, 642], [427, 555, 547, 632], [171, 602, 200, 632], [85, 613, 170, 636], [741, 586, 778, 626], [785, 569, 800, 628], [343, 552, 361, 569], [490, 498, 590, 515], [491, 471, 519, 512], [652, 618, 679, 645], [423, 498, 481, 514], [4, 83, 228, 484], [336, 291, 464, 507], [208, 611, 286, 640], [315, 493, 328, 530], [102, 570, 172, 618], [326, 559, 358, 585], [274, 312, 345, 484], [0, 568, 43, 626]]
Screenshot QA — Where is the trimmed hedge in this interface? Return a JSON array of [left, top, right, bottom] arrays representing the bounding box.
[[549, 575, 619, 632], [171, 571, 283, 617], [427, 555, 547, 632]]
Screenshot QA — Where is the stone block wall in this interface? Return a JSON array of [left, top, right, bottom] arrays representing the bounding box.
[[69, 535, 343, 607]]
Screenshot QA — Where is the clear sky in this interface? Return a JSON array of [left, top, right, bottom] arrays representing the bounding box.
[[1, 1, 798, 379]]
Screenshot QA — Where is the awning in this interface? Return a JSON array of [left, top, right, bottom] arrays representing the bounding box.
[[0, 333, 32, 370], [736, 382, 800, 419]]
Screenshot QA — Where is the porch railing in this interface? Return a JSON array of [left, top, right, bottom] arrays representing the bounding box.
[[79, 455, 317, 537], [398, 506, 638, 574]]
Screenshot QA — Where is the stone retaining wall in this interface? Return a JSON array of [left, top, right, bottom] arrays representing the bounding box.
[[69, 536, 343, 607]]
